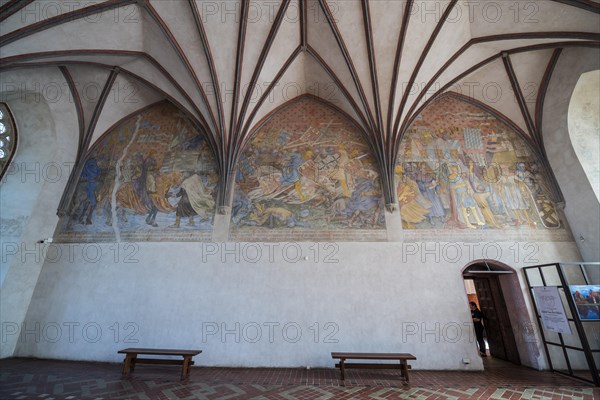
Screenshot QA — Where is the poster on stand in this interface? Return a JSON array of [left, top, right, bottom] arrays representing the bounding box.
[[569, 285, 600, 321], [532, 286, 572, 334]]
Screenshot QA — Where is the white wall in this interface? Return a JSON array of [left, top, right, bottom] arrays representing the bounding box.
[[568, 70, 600, 201], [0, 67, 79, 358], [0, 55, 593, 372], [10, 240, 581, 370], [543, 48, 600, 262]]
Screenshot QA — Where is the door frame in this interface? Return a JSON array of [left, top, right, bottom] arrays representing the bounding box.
[[462, 260, 541, 369]]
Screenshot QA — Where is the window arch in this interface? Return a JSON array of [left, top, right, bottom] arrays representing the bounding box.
[[568, 70, 600, 200], [0, 103, 17, 180]]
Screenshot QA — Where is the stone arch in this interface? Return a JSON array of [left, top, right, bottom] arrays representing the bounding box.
[[54, 101, 219, 242], [230, 95, 386, 241], [462, 259, 543, 369], [568, 70, 599, 201], [396, 93, 563, 234], [543, 47, 600, 261]]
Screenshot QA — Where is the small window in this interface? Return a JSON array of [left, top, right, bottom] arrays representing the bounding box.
[[0, 103, 17, 180]]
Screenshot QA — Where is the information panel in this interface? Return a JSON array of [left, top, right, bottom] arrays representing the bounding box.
[[533, 286, 572, 334]]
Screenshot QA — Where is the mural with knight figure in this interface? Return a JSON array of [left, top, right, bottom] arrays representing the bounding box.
[[396, 95, 562, 231], [55, 102, 218, 242], [230, 97, 386, 241]]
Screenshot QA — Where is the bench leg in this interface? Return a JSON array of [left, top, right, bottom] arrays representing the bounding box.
[[400, 361, 409, 383], [181, 356, 192, 380], [122, 354, 136, 377], [340, 359, 346, 382]]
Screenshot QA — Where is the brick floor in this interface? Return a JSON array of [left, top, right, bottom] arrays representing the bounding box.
[[0, 357, 597, 400]]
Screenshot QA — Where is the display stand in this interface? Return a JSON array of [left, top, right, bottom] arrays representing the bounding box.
[[523, 262, 599, 386]]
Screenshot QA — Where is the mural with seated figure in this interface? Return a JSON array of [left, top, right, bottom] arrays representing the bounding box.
[[230, 97, 386, 241], [397, 95, 562, 231], [55, 102, 218, 242]]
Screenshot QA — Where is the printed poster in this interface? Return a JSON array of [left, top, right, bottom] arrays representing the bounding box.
[[532, 286, 572, 334], [569, 285, 600, 321]]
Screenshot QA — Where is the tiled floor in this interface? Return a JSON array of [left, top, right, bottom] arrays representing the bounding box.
[[0, 357, 597, 400]]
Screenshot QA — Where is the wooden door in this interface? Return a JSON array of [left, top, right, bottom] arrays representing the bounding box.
[[473, 277, 521, 364]]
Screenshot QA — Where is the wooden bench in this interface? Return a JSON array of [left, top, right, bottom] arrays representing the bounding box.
[[331, 352, 417, 383], [118, 348, 202, 380]]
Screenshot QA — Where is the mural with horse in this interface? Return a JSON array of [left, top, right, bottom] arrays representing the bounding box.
[[57, 102, 218, 242], [231, 98, 385, 237]]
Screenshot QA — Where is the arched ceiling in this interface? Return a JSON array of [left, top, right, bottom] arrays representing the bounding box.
[[1, 0, 599, 209]]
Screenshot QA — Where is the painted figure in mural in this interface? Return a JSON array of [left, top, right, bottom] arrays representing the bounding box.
[[478, 164, 506, 216], [447, 164, 486, 229], [521, 162, 552, 199], [245, 202, 307, 228], [330, 144, 351, 197], [345, 175, 382, 227], [114, 152, 148, 216], [466, 161, 503, 229], [393, 97, 565, 231], [236, 153, 256, 183], [519, 162, 561, 228], [231, 190, 252, 224], [498, 164, 535, 227], [121, 156, 141, 183], [168, 172, 215, 228], [108, 152, 167, 227], [100, 154, 143, 227], [139, 153, 160, 227], [70, 158, 102, 225], [251, 204, 293, 228], [416, 170, 445, 225], [396, 164, 432, 228], [281, 152, 306, 201], [56, 104, 220, 241], [314, 147, 339, 177], [231, 101, 385, 233], [435, 130, 466, 169], [472, 186, 503, 229]]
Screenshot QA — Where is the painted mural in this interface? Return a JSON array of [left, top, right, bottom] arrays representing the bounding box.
[[231, 97, 385, 240], [56, 102, 218, 242], [397, 95, 561, 230]]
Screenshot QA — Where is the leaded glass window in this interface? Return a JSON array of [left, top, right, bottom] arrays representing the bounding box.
[[0, 103, 17, 180]]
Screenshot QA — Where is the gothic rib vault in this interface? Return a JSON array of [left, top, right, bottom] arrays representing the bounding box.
[[0, 0, 599, 212]]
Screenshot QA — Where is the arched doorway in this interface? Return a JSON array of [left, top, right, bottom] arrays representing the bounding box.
[[463, 261, 523, 366]]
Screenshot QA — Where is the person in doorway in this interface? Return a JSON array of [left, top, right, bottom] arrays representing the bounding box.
[[470, 301, 487, 357]]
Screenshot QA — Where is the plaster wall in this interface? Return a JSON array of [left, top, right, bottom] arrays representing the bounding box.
[[568, 70, 600, 200], [543, 48, 600, 262], [0, 67, 79, 357], [13, 240, 581, 370]]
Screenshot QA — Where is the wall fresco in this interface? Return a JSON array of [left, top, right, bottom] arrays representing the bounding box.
[[231, 98, 385, 241], [56, 102, 218, 242], [397, 95, 562, 230]]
